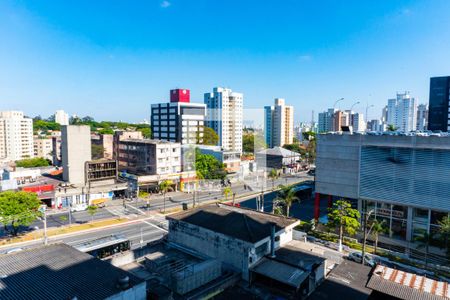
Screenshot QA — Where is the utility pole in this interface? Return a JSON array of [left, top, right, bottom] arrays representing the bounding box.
[[39, 205, 48, 245], [361, 200, 375, 265]]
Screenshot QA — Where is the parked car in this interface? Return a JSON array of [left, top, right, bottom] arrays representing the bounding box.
[[347, 251, 376, 267]]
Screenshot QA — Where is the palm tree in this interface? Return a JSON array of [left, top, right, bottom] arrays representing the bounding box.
[[414, 230, 432, 267], [159, 180, 173, 213], [268, 169, 279, 190], [274, 185, 299, 217], [370, 219, 387, 254], [223, 186, 232, 201]]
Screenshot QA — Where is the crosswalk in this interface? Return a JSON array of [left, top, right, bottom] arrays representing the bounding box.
[[105, 206, 138, 219]]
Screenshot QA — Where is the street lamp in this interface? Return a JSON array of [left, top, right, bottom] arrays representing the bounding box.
[[350, 101, 360, 112], [333, 98, 345, 110], [365, 104, 374, 122]]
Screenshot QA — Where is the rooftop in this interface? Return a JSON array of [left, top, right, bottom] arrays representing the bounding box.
[[167, 203, 299, 244], [273, 240, 326, 271], [121, 138, 180, 145], [366, 265, 450, 300], [257, 147, 301, 157], [0, 244, 144, 300]]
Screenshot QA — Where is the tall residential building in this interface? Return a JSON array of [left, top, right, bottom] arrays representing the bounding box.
[[318, 109, 335, 133], [264, 98, 294, 148], [416, 104, 428, 131], [428, 76, 450, 132], [381, 105, 388, 123], [33, 137, 53, 161], [351, 112, 366, 132], [55, 110, 69, 126], [151, 89, 206, 145], [61, 125, 92, 184], [386, 92, 417, 132], [0, 111, 34, 161], [204, 87, 243, 153]]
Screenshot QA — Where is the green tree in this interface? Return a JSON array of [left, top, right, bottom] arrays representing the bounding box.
[[15, 157, 50, 168], [0, 191, 42, 236], [159, 180, 173, 213], [87, 205, 98, 222], [438, 216, 450, 257], [138, 127, 152, 138], [223, 186, 232, 201], [243, 132, 267, 153], [387, 124, 397, 132], [275, 185, 300, 217], [197, 126, 219, 145], [327, 200, 361, 252], [91, 144, 105, 160], [369, 219, 387, 254], [268, 169, 279, 190], [195, 149, 226, 180], [98, 128, 114, 135]]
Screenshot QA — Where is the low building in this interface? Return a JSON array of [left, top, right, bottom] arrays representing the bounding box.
[[113, 131, 143, 160], [256, 147, 301, 172], [194, 145, 241, 173], [0, 243, 146, 300], [118, 139, 181, 176], [367, 265, 450, 300]]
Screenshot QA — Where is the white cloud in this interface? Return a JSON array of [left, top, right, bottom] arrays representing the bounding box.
[[298, 55, 312, 62], [160, 1, 171, 8]]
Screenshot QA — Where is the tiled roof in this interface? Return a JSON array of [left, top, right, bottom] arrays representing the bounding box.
[[167, 204, 299, 244], [0, 244, 144, 300], [367, 265, 450, 300]]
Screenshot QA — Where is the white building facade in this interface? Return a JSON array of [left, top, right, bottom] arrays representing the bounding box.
[[416, 104, 428, 131], [55, 110, 69, 126], [387, 92, 417, 132], [204, 87, 243, 153], [0, 111, 34, 162]]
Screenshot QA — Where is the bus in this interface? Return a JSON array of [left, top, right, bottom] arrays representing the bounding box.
[[73, 235, 131, 259]]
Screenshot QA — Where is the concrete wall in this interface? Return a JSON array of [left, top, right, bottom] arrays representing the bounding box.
[[105, 282, 146, 300], [62, 125, 92, 184]]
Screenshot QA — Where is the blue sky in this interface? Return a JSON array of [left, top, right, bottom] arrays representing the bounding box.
[[1, 0, 450, 123]]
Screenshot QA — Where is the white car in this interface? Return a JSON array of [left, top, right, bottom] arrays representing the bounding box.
[[347, 252, 376, 267]]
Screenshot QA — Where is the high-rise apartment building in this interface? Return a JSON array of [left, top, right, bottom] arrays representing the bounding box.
[[428, 76, 450, 132], [55, 110, 69, 126], [416, 104, 428, 131], [0, 111, 34, 161], [386, 92, 417, 132], [264, 98, 294, 148], [151, 89, 206, 145], [33, 137, 53, 161], [204, 87, 243, 153], [61, 125, 92, 184], [350, 112, 366, 132], [318, 109, 335, 133]]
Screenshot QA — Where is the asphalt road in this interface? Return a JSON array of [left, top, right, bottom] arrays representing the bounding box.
[[0, 217, 167, 253]]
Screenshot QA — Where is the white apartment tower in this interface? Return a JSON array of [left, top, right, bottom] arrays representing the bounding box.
[[0, 111, 34, 161], [416, 104, 428, 131], [387, 92, 417, 132], [55, 110, 69, 126], [264, 98, 294, 147], [204, 87, 243, 153]]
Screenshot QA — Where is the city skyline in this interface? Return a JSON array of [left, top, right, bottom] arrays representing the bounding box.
[[2, 1, 450, 122]]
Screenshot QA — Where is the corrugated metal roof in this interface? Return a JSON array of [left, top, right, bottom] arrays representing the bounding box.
[[0, 244, 144, 300], [252, 258, 309, 288], [367, 265, 450, 300]]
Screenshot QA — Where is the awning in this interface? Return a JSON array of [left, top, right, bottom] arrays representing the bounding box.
[[252, 258, 309, 288]]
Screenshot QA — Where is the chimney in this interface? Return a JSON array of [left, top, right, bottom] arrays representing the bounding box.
[[270, 223, 276, 258]]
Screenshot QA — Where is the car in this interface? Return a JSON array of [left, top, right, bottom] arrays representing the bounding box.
[[347, 252, 376, 267], [6, 248, 23, 254]]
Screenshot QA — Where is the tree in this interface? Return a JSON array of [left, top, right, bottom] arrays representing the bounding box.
[[268, 169, 279, 190], [438, 216, 450, 257], [387, 124, 397, 132], [15, 157, 50, 168], [194, 149, 226, 180], [159, 180, 173, 213], [223, 186, 232, 201], [197, 126, 219, 145], [327, 200, 361, 252], [370, 219, 387, 254], [0, 191, 42, 236], [87, 205, 98, 222], [274, 185, 300, 217], [243, 132, 266, 153], [138, 127, 151, 138], [98, 128, 114, 135], [91, 144, 105, 160]]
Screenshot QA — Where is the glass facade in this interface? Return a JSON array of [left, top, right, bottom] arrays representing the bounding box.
[[428, 76, 450, 132]]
